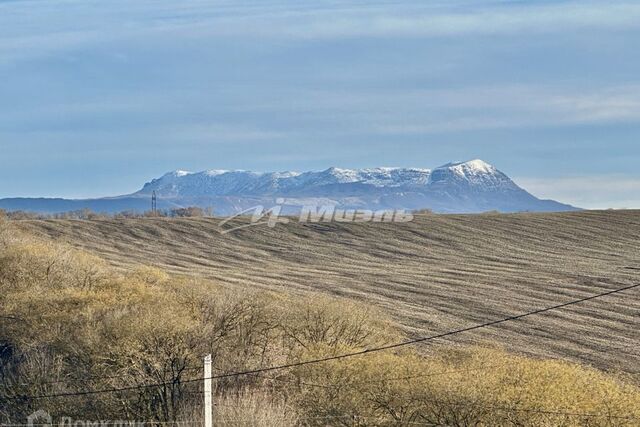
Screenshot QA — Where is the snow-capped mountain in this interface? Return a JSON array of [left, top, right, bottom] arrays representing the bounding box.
[[138, 166, 433, 197], [0, 160, 578, 214], [136, 159, 577, 213]]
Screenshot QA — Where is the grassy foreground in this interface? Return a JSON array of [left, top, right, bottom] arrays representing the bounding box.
[[1, 214, 640, 426]]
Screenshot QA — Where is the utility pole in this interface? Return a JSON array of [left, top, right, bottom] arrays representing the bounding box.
[[204, 354, 213, 427]]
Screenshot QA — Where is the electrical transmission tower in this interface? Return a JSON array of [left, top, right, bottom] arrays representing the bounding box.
[[151, 190, 157, 214]]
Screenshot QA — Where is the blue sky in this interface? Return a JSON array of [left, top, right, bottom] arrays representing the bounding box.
[[0, 0, 639, 208]]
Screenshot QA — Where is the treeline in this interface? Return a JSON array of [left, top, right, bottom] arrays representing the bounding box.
[[0, 207, 213, 221], [1, 218, 640, 426]]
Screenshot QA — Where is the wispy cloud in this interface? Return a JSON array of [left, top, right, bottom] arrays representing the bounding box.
[[3, 82, 640, 136], [306, 84, 640, 134], [550, 89, 640, 123], [517, 176, 640, 209], [165, 123, 287, 143], [230, 1, 640, 39], [2, 0, 640, 63]]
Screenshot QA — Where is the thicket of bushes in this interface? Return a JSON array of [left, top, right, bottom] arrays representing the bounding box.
[[1, 217, 639, 426], [0, 207, 212, 221]]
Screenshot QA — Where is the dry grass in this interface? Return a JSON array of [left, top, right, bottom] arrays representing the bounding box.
[[178, 389, 298, 427], [14, 210, 640, 373]]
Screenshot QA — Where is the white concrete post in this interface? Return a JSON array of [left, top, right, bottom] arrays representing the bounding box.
[[204, 354, 213, 427]]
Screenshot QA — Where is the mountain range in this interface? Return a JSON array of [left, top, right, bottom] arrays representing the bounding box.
[[0, 160, 578, 215]]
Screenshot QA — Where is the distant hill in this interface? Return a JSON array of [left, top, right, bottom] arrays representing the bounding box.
[[0, 159, 578, 214]]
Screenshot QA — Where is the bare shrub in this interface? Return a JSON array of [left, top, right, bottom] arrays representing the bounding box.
[[174, 285, 283, 385], [278, 295, 394, 356], [293, 346, 640, 427], [170, 207, 205, 218], [0, 346, 75, 422], [0, 242, 107, 291]]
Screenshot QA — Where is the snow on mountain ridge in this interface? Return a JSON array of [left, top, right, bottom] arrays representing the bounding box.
[[445, 159, 496, 176], [427, 159, 516, 191], [302, 167, 432, 186], [204, 169, 232, 177], [157, 170, 193, 180], [139, 160, 516, 197]]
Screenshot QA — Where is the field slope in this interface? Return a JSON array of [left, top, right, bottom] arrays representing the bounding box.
[[16, 210, 640, 372]]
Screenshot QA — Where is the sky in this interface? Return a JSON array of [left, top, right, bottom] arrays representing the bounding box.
[[0, 0, 639, 209]]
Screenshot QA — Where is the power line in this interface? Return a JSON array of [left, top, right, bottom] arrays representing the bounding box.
[[6, 283, 638, 401], [265, 340, 640, 390], [195, 283, 640, 381], [13, 369, 203, 388], [177, 339, 640, 391]]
